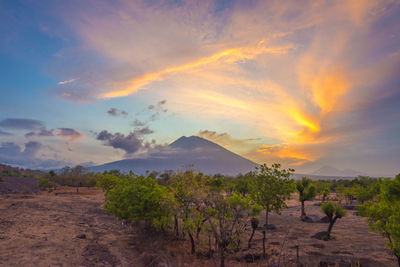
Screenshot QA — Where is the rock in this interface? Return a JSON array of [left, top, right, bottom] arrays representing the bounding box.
[[311, 231, 328, 240], [76, 234, 86, 239], [244, 253, 261, 263], [263, 224, 276, 230], [318, 216, 330, 223], [301, 215, 319, 223]]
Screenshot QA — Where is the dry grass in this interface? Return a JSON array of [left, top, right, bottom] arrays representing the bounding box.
[[0, 188, 397, 266]]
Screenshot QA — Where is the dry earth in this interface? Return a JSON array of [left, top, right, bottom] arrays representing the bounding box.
[[0, 187, 397, 267]]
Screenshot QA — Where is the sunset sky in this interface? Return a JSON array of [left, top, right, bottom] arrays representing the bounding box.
[[0, 0, 399, 176]]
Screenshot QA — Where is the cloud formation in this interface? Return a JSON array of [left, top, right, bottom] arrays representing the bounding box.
[[0, 130, 12, 136], [197, 130, 260, 153], [0, 118, 43, 130], [0, 141, 68, 169], [107, 107, 128, 117], [56, 128, 84, 142], [17, 0, 399, 174], [95, 127, 160, 157]]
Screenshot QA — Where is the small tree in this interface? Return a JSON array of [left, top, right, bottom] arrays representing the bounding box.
[[321, 201, 347, 239], [357, 174, 400, 265], [321, 186, 330, 202], [206, 193, 260, 267], [296, 177, 316, 217], [169, 169, 208, 254], [234, 173, 252, 197], [104, 175, 173, 230], [38, 177, 52, 190], [249, 163, 294, 257]]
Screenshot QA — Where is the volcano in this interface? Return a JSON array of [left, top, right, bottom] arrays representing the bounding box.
[[90, 136, 258, 176]]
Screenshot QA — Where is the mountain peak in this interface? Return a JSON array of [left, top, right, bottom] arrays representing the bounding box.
[[169, 135, 223, 150], [90, 135, 258, 176]]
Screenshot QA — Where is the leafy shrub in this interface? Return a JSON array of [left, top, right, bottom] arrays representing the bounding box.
[[357, 174, 400, 264], [321, 201, 347, 239], [38, 177, 52, 190], [296, 177, 316, 216], [104, 175, 173, 229]]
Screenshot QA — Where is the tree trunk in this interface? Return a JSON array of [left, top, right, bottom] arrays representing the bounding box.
[[397, 254, 400, 267], [174, 216, 179, 237], [208, 234, 212, 255], [265, 209, 269, 229], [220, 250, 225, 267], [248, 227, 256, 248], [262, 230, 266, 259], [327, 217, 336, 239], [301, 201, 305, 217], [188, 232, 196, 254]]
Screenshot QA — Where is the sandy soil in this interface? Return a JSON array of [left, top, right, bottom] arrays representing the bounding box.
[[0, 188, 397, 267]]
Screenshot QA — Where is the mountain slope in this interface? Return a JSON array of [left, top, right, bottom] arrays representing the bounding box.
[[90, 136, 258, 176], [312, 165, 365, 177]]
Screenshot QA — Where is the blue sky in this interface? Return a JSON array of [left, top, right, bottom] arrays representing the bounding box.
[[0, 0, 399, 176]]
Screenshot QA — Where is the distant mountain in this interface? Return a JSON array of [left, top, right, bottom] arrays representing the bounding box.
[[312, 165, 365, 177], [89, 136, 258, 176]]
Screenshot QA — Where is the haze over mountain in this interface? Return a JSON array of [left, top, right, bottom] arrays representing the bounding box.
[[90, 136, 258, 176], [312, 165, 365, 177]]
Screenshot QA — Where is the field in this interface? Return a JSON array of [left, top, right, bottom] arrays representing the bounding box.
[[0, 184, 397, 266]]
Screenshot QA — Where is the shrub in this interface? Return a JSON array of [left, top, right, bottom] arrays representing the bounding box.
[[296, 177, 316, 217], [357, 174, 400, 265], [104, 175, 173, 229], [321, 201, 347, 239], [38, 177, 52, 190]]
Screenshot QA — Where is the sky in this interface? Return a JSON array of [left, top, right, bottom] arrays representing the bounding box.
[[0, 0, 399, 176]]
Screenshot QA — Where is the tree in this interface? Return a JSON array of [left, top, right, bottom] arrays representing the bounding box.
[[296, 177, 316, 217], [357, 174, 400, 265], [104, 175, 173, 229], [206, 193, 260, 267], [96, 173, 122, 192], [321, 201, 347, 239], [169, 169, 208, 254], [249, 163, 294, 228], [234, 173, 252, 196], [249, 163, 294, 257]]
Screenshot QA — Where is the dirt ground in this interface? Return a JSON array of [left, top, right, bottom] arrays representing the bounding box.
[[0, 188, 397, 267], [0, 177, 40, 194]]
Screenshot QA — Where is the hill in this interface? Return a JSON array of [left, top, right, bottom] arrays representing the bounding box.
[[90, 136, 258, 176]]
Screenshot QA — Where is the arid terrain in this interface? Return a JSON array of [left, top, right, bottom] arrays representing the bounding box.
[[0, 185, 397, 266]]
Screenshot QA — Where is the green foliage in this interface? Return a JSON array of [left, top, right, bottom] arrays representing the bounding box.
[[104, 175, 173, 229], [38, 177, 52, 190], [321, 201, 347, 219], [234, 173, 252, 196], [356, 186, 376, 203], [249, 163, 295, 227], [321, 201, 347, 239], [296, 177, 316, 216], [357, 175, 400, 261], [96, 173, 122, 191], [206, 192, 261, 266], [168, 169, 209, 252]]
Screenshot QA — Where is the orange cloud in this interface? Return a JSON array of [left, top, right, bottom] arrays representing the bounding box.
[[101, 41, 293, 98]]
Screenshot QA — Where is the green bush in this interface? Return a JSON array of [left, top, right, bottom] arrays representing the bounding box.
[[357, 174, 400, 264], [38, 177, 52, 190], [321, 201, 347, 239], [104, 175, 173, 229]]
